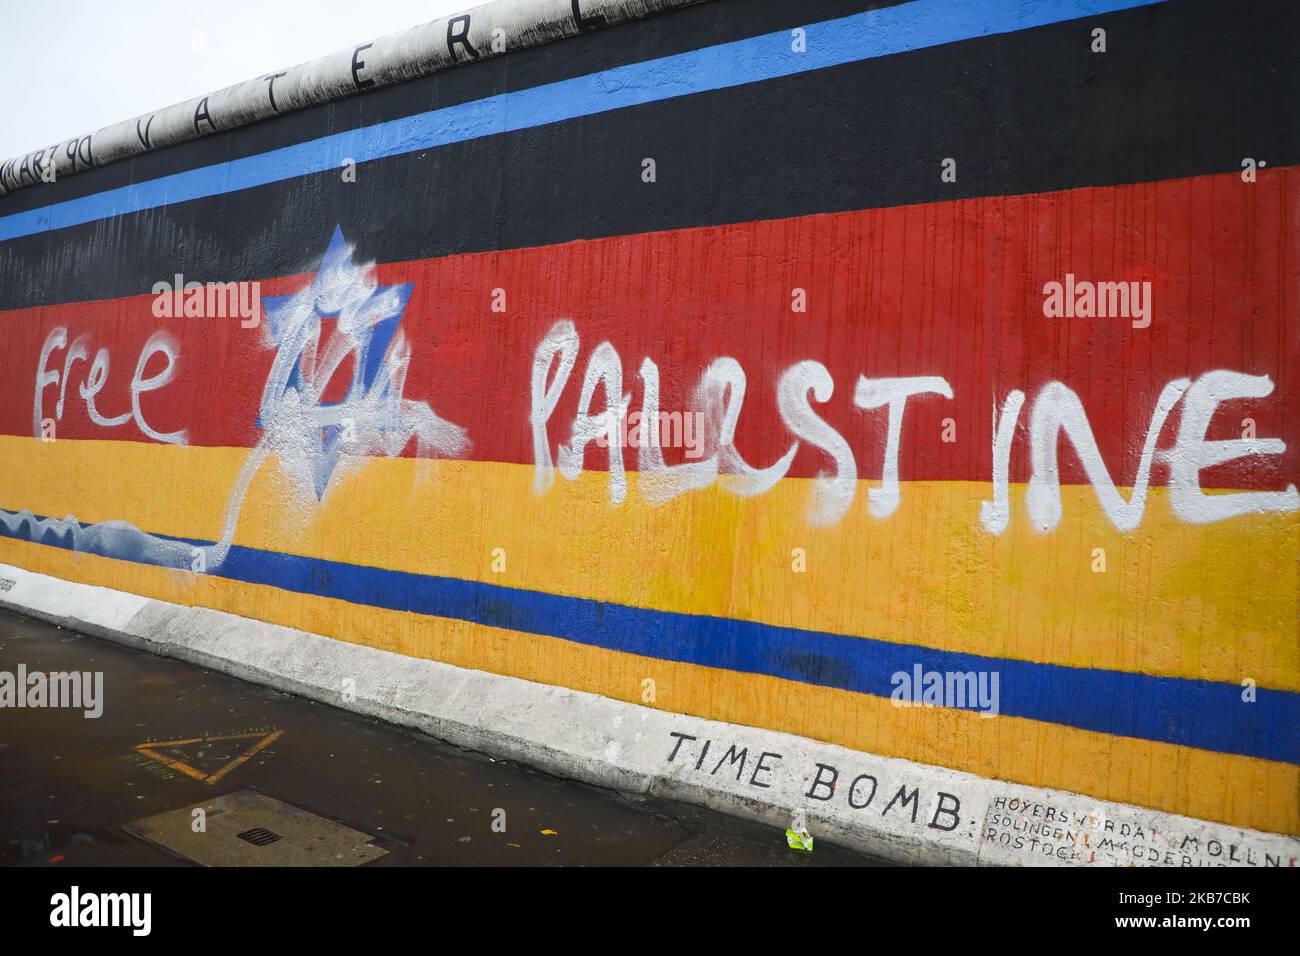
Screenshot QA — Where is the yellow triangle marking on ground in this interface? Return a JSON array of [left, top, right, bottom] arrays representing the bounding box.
[[133, 729, 284, 784]]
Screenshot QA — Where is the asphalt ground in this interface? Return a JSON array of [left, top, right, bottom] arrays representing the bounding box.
[[0, 607, 886, 867]]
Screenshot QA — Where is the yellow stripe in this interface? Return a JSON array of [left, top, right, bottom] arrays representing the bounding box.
[[0, 535, 1294, 834], [2, 435, 1295, 688]]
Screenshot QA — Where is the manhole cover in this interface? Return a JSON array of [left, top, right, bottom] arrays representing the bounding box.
[[123, 789, 390, 866]]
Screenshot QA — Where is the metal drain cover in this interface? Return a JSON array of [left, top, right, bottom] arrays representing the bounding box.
[[236, 826, 282, 846], [123, 789, 389, 866]]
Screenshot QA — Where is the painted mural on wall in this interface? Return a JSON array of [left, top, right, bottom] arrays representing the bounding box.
[[1, 0, 1297, 838], [14, 217, 1296, 564]]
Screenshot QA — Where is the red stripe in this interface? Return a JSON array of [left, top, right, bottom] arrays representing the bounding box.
[[3, 167, 1296, 489]]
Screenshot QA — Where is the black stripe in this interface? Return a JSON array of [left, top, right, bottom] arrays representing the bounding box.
[[0, 0, 899, 214], [1, 0, 1296, 311]]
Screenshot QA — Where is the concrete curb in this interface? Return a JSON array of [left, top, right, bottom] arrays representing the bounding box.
[[1, 561, 1296, 867]]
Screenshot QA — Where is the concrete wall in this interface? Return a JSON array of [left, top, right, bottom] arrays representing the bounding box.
[[1, 0, 1297, 852]]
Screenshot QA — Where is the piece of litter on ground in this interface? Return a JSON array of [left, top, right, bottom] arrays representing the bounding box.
[[540, 829, 558, 836], [785, 827, 814, 852]]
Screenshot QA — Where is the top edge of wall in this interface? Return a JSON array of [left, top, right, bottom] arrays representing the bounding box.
[[0, 0, 709, 198]]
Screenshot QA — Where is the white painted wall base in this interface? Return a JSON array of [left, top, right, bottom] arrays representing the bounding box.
[[0, 561, 1295, 867]]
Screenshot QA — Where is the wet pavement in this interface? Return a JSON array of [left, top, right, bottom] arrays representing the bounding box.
[[0, 608, 886, 867]]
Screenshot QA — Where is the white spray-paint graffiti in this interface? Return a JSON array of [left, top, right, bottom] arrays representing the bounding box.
[[529, 321, 1299, 532], [34, 328, 188, 445], [983, 373, 1299, 532], [7, 249, 1298, 566], [3, 226, 468, 569]]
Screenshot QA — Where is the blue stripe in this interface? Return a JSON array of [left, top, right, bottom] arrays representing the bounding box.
[[0, 0, 1162, 243], [1, 510, 1295, 765]]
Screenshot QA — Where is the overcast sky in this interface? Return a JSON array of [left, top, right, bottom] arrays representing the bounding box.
[[0, 0, 473, 158]]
